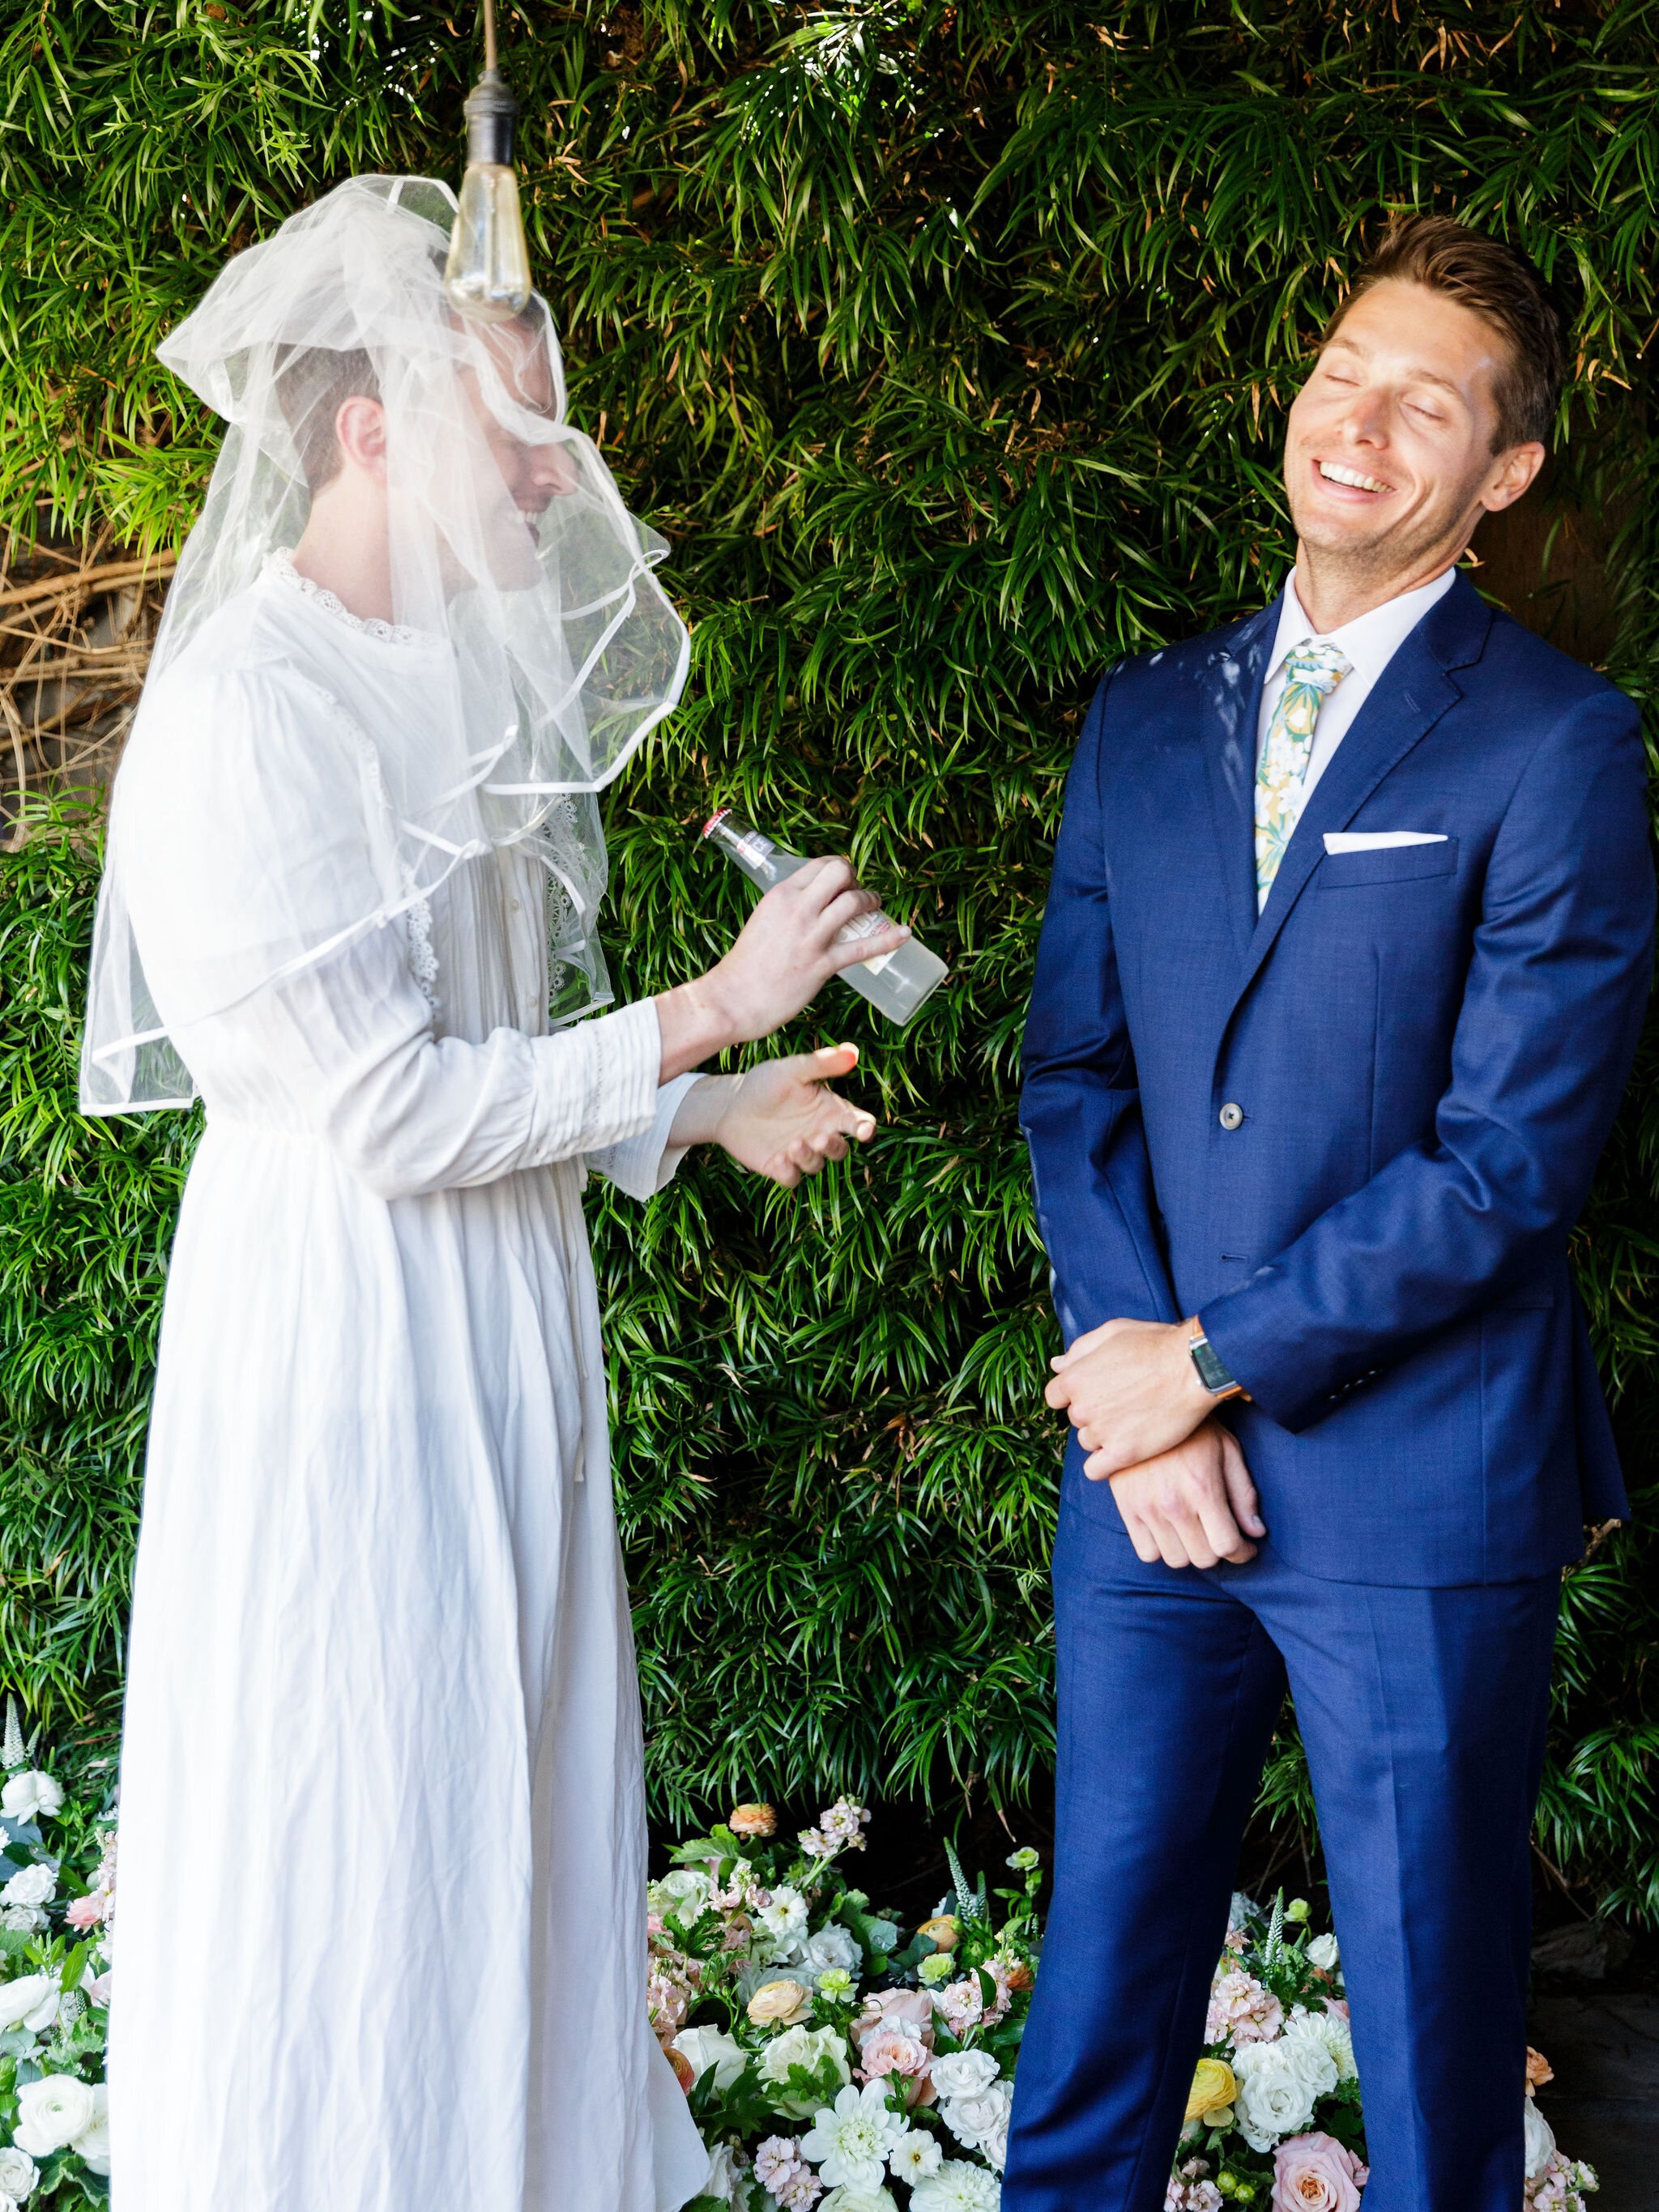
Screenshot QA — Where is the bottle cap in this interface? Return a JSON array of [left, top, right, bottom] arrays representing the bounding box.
[[701, 808, 731, 839]]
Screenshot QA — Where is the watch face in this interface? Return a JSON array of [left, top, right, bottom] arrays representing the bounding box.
[[1191, 1336, 1235, 1394]]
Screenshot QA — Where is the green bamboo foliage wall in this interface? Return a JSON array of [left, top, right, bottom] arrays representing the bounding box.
[[2, 0, 1657, 1916]]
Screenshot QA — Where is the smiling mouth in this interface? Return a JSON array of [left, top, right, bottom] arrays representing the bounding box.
[[1317, 459, 1392, 494]]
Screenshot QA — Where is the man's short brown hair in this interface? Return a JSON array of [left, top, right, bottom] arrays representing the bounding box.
[[1322, 215, 1570, 452]]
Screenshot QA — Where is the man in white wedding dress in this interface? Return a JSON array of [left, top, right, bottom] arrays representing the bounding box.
[[79, 177, 907, 2212]]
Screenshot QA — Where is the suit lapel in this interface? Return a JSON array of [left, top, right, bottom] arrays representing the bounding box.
[[1220, 573, 1494, 1025], [1201, 599, 1278, 965]]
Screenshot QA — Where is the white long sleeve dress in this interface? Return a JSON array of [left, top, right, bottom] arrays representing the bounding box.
[[104, 559, 710, 2212]]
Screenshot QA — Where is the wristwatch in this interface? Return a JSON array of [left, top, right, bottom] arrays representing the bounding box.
[[1188, 1319, 1248, 1402]]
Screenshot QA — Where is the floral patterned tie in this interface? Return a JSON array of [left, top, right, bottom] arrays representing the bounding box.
[[1254, 639, 1352, 910]]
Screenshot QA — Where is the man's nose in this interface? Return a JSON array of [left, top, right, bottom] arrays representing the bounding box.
[[1339, 394, 1389, 448], [531, 442, 581, 497]]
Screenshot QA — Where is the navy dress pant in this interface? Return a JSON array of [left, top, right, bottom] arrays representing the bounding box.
[[1001, 1469, 1559, 2212]]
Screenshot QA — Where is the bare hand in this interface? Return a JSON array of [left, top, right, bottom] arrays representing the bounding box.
[[669, 1044, 878, 1187], [656, 859, 910, 1076], [1046, 1316, 1214, 1478], [1102, 1419, 1265, 1570]]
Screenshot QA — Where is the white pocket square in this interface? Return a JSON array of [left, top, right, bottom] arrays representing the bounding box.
[[1324, 832, 1448, 854]]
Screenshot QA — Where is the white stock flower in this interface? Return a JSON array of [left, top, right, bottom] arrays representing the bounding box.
[[674, 2025, 748, 2093], [804, 1924, 862, 1980], [0, 2150, 35, 2202], [13, 2075, 96, 2158], [910, 2160, 1002, 2212], [0, 1867, 54, 1911], [1523, 2095, 1557, 2184], [0, 1975, 60, 2035], [759, 2025, 852, 2118], [70, 2086, 109, 2176], [1229, 2035, 1338, 2151], [1282, 2003, 1357, 2085], [928, 2050, 1000, 2103], [800, 2082, 908, 2192], [890, 2129, 944, 2181], [0, 1776, 62, 1828], [1304, 1933, 1340, 1974], [759, 1887, 812, 1962], [941, 2079, 1014, 2170]]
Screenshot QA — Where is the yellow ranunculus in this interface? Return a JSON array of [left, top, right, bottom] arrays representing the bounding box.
[[747, 1978, 812, 2027], [917, 1914, 962, 1953], [1184, 2057, 1239, 2125]]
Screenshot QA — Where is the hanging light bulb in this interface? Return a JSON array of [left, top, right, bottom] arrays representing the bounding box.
[[444, 0, 533, 323]]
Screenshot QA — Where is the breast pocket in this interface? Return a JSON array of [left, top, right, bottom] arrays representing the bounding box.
[[1319, 837, 1459, 889]]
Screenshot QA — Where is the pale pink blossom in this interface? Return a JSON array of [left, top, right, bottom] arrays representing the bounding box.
[[1166, 2159, 1225, 2212], [755, 2135, 823, 2209], [1271, 2131, 1368, 2212], [1205, 1967, 1284, 2045], [65, 1893, 106, 1931]]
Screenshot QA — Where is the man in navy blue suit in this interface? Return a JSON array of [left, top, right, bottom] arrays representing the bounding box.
[[1005, 217, 1654, 2211]]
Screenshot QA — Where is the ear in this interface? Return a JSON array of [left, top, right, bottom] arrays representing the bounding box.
[[1479, 440, 1545, 516], [333, 395, 389, 484]]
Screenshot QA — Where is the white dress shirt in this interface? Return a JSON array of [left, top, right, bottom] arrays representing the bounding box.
[[1256, 565, 1458, 803]]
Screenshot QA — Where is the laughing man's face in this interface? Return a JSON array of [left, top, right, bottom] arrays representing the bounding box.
[[1284, 277, 1529, 580]]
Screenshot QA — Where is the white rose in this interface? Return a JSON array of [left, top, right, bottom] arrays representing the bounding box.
[[804, 1924, 863, 1980], [757, 2024, 852, 2118], [14, 2075, 96, 2158], [70, 2085, 109, 2176], [0, 1868, 54, 1911], [0, 1975, 59, 2035], [0, 1777, 62, 1828], [0, 2150, 35, 2202], [1523, 2095, 1556, 2184], [0, 1912, 41, 1937], [1304, 1933, 1340, 1974], [942, 2078, 1014, 2170], [650, 1869, 713, 1918], [673, 2025, 748, 2093], [1230, 2035, 1338, 2151], [1282, 2003, 1357, 2085], [928, 2049, 1001, 2103], [700, 2139, 747, 2207]]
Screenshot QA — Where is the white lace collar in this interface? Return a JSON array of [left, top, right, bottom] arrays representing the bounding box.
[[265, 550, 439, 650]]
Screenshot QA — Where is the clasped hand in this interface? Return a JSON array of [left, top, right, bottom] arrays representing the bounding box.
[[1047, 1318, 1265, 1568]]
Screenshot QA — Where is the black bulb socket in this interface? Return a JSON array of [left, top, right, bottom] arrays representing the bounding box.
[[464, 69, 518, 168]]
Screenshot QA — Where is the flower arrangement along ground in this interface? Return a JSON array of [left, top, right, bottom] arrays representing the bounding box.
[[650, 1801, 1599, 2212]]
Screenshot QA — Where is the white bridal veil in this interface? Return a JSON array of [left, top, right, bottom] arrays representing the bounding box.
[[81, 173, 689, 1112]]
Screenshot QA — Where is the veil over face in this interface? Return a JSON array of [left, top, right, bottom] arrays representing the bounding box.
[[82, 173, 689, 1113]]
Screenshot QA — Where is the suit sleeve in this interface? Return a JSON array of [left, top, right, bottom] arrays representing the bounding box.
[[1200, 687, 1655, 1430], [1020, 676, 1183, 1342]]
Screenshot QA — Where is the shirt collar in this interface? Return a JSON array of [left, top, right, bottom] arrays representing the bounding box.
[[1268, 565, 1459, 688]]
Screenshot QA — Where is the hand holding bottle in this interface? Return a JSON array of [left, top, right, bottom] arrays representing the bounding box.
[[656, 855, 909, 1078]]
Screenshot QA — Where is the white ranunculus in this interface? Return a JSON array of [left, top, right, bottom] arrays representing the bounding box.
[[1282, 2002, 1357, 2084], [941, 2079, 1014, 2171], [14, 2074, 96, 2158], [800, 2083, 908, 2193], [821, 2189, 900, 2212], [928, 2049, 1001, 2103], [804, 1923, 862, 1980], [1304, 1933, 1340, 1974], [0, 1975, 59, 2035], [758, 2025, 852, 2119], [70, 2085, 109, 2176], [0, 1776, 62, 1828], [673, 2025, 748, 2094], [0, 2149, 36, 2201], [1230, 2035, 1338, 2151], [910, 2160, 1003, 2212], [0, 1867, 54, 1911], [1523, 2095, 1556, 2183]]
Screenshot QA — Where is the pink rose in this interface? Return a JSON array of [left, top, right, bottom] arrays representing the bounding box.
[[854, 1986, 936, 2051], [1272, 2132, 1368, 2212], [66, 1893, 106, 1931]]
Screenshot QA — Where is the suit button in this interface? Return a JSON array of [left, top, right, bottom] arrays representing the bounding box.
[[1218, 1102, 1244, 1132]]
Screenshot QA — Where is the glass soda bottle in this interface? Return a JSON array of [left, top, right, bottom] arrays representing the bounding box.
[[701, 808, 948, 1028]]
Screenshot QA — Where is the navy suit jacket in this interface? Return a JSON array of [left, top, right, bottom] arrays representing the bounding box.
[[1021, 573, 1655, 1586]]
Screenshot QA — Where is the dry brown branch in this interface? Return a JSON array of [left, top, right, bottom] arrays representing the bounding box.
[[0, 553, 176, 615]]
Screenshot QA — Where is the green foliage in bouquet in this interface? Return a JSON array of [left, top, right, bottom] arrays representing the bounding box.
[[2, 0, 1659, 1920]]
